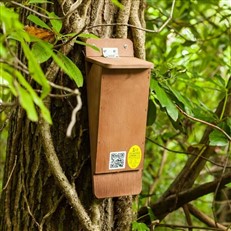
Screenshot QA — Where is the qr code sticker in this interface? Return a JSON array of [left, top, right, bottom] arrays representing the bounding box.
[[109, 151, 126, 170]]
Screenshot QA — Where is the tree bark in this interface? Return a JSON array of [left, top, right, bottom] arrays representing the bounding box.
[[0, 1, 146, 230]]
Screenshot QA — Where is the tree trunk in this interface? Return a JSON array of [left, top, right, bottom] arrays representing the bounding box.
[[0, 1, 146, 230]]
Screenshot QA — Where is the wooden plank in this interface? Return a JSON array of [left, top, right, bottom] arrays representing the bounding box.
[[95, 68, 150, 174], [85, 56, 153, 69], [93, 170, 142, 198]]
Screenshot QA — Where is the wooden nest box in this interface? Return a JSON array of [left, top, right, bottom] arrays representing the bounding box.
[[85, 38, 153, 198]]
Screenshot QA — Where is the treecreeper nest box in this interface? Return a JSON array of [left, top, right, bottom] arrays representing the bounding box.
[[85, 38, 153, 198]]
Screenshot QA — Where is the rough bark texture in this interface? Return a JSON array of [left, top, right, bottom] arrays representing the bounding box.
[[0, 1, 146, 230]]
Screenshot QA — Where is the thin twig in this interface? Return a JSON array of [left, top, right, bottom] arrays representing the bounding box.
[[11, 0, 176, 52], [35, 89, 76, 98], [157, 0, 176, 32], [11, 1, 52, 20], [156, 223, 227, 231], [64, 0, 81, 18], [2, 155, 17, 191], [53, 25, 87, 49], [0, 100, 16, 107], [5, 39, 28, 71], [22, 184, 41, 230], [87, 23, 156, 33], [188, 203, 230, 231], [66, 89, 82, 137], [176, 105, 231, 142], [49, 93, 76, 98], [49, 82, 83, 137], [0, 59, 29, 75], [87, 0, 176, 33], [11, 0, 175, 34], [56, 19, 171, 48], [48, 81, 79, 94], [212, 143, 230, 227], [146, 141, 168, 206], [40, 195, 64, 231], [146, 137, 231, 168]]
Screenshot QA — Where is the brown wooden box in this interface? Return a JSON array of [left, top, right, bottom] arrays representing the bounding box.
[[85, 38, 153, 198]]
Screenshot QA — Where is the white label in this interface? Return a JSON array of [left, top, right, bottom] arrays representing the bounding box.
[[109, 151, 126, 170], [102, 48, 119, 58]]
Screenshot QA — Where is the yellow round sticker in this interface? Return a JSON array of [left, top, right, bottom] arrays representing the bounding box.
[[127, 145, 142, 169]]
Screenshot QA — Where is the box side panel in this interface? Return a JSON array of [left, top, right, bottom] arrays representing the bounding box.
[[86, 64, 102, 172], [95, 68, 150, 174]]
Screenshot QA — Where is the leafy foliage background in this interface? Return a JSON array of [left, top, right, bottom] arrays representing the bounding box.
[[142, 0, 230, 229]]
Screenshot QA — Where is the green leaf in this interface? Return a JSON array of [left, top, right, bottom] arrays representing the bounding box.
[[14, 69, 52, 124], [227, 117, 231, 129], [34, 41, 83, 89], [132, 222, 150, 231], [48, 12, 62, 33], [166, 45, 178, 59], [0, 69, 17, 96], [16, 83, 38, 122], [75, 40, 100, 52], [77, 33, 99, 39], [32, 42, 52, 63], [147, 207, 156, 221], [151, 79, 178, 121], [28, 0, 51, 3], [110, 0, 124, 9], [53, 52, 83, 87], [21, 40, 50, 98], [0, 43, 7, 58], [27, 14, 51, 30], [0, 5, 23, 32], [209, 129, 228, 146], [147, 99, 156, 126], [166, 84, 193, 114], [192, 105, 218, 123]]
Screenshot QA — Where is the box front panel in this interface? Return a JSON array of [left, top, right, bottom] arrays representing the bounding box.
[[93, 170, 142, 198], [95, 68, 150, 174]]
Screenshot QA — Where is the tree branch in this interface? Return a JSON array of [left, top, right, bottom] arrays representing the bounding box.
[[156, 223, 227, 231], [1, 156, 17, 191], [152, 79, 231, 218], [39, 118, 98, 231], [187, 204, 230, 231], [212, 148, 230, 226], [66, 89, 82, 137], [36, 5, 96, 229], [139, 171, 231, 221], [22, 184, 41, 230], [146, 137, 231, 168], [183, 204, 193, 231], [10, 1, 53, 19], [157, 0, 176, 32], [176, 105, 231, 142]]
